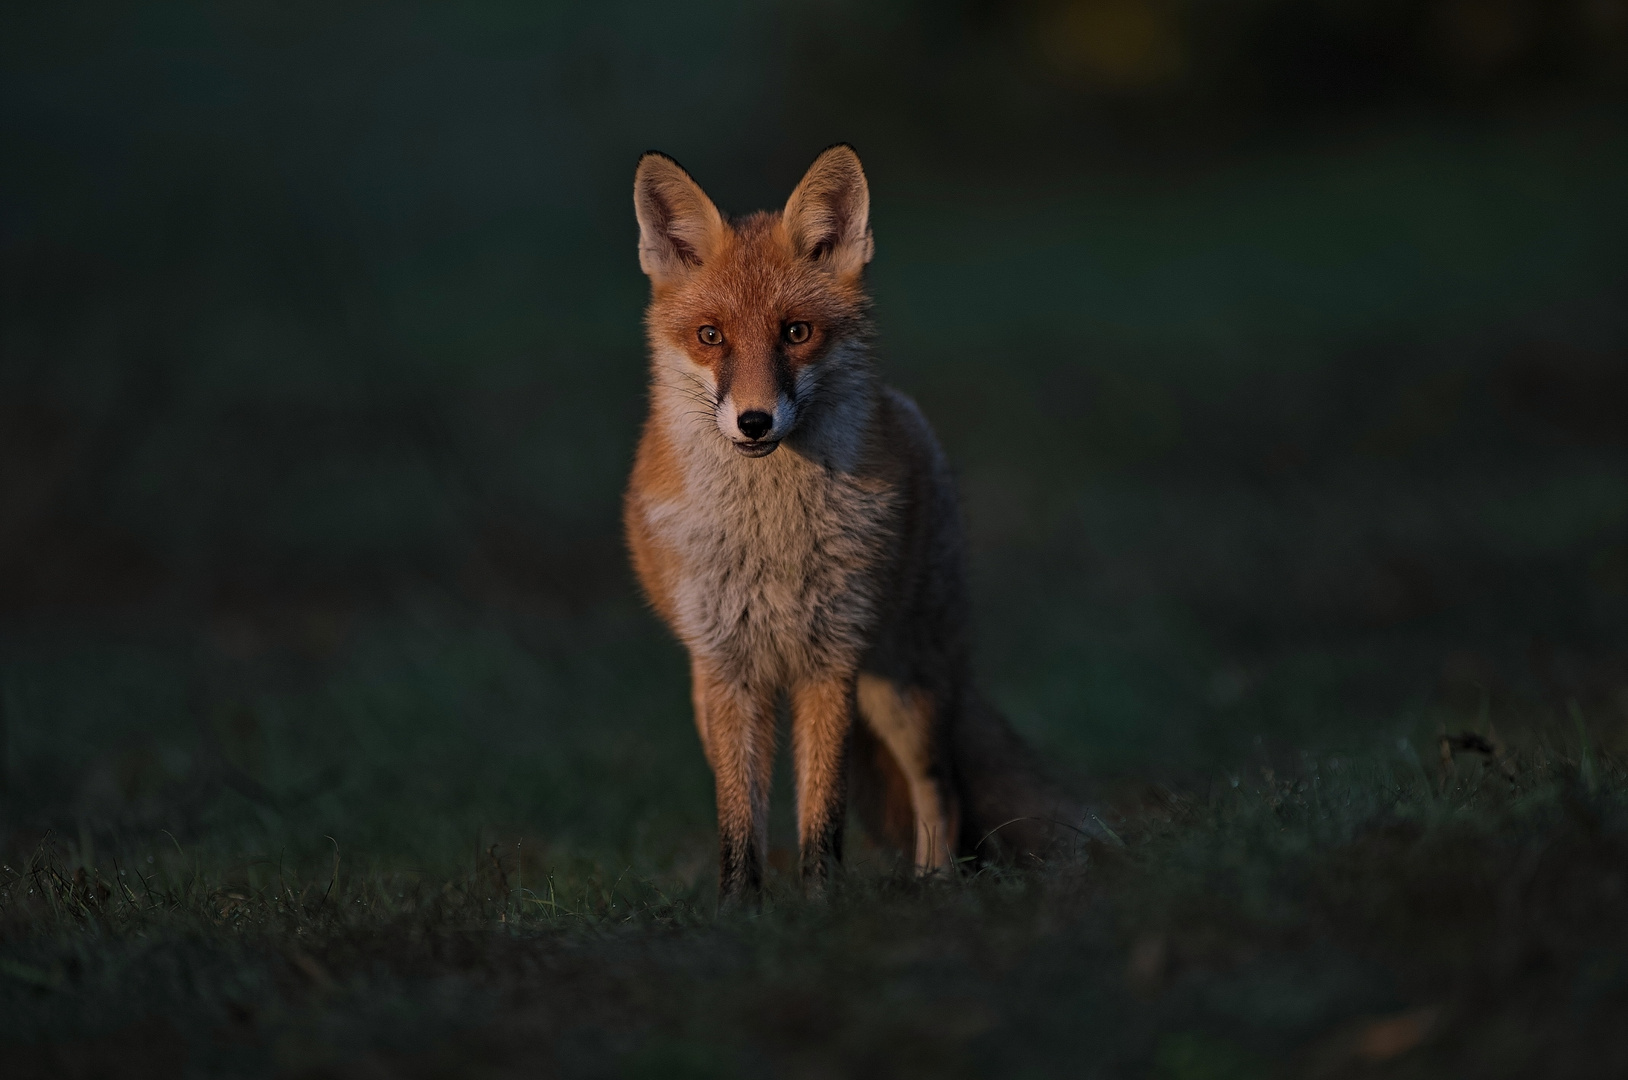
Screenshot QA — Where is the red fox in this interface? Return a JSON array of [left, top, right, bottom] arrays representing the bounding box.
[[624, 145, 1083, 903]]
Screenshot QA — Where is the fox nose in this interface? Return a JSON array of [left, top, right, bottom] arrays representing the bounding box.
[[736, 411, 773, 440]]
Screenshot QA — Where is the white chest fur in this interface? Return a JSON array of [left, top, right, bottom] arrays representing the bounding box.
[[641, 422, 896, 688]]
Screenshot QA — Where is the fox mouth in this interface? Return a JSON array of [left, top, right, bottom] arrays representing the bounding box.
[[732, 439, 780, 458]]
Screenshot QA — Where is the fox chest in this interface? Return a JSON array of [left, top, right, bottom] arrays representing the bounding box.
[[644, 462, 896, 681]]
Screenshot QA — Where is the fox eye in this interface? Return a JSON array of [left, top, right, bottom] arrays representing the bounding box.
[[784, 322, 811, 344], [698, 325, 723, 346]]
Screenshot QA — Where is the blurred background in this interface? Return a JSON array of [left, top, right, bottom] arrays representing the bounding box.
[[2, 0, 1626, 871]]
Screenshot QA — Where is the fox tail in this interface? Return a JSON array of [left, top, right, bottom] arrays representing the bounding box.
[[849, 689, 1117, 863], [951, 690, 1118, 860]]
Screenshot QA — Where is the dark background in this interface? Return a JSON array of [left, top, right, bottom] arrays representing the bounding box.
[[2, 0, 1626, 870]]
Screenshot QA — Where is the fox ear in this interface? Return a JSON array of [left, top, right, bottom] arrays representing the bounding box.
[[782, 144, 873, 277], [634, 152, 725, 284]]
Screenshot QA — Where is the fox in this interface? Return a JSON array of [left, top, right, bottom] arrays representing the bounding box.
[[623, 144, 1084, 904]]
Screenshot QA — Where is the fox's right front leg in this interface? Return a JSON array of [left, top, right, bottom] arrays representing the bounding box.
[[690, 659, 776, 907]]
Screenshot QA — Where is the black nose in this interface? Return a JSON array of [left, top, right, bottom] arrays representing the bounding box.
[[737, 411, 773, 440]]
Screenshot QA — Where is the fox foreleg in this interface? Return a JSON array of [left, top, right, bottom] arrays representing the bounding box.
[[688, 655, 714, 767], [791, 671, 856, 894], [693, 664, 775, 907]]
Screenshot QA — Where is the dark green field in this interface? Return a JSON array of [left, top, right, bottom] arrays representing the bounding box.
[[4, 4, 1628, 1076], [7, 746, 1628, 1078]]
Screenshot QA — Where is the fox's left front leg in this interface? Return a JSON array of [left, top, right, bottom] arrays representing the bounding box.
[[791, 670, 857, 894]]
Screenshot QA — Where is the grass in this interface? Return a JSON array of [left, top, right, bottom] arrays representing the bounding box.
[[4, 731, 1627, 1078]]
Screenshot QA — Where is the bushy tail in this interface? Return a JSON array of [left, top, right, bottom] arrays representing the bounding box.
[[848, 689, 1115, 863], [951, 690, 1114, 861]]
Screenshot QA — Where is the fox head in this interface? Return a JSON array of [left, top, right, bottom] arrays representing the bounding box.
[[634, 145, 875, 458]]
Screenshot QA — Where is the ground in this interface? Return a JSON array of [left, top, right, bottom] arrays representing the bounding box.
[[5, 729, 1627, 1077]]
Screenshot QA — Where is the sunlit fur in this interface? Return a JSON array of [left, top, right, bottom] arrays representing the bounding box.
[[624, 146, 1079, 905]]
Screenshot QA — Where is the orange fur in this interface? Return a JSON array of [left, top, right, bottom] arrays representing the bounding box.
[[624, 146, 1082, 905]]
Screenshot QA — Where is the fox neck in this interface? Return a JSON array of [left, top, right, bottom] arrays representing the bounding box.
[[651, 339, 879, 478]]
